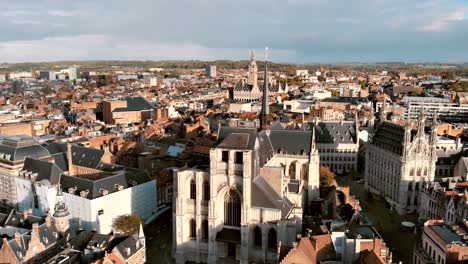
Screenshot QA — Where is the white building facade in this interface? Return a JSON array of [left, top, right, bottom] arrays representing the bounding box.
[[365, 114, 438, 214]]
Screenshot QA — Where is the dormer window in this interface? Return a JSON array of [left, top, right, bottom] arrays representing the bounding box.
[[68, 186, 77, 194], [80, 189, 89, 198], [99, 189, 109, 196]]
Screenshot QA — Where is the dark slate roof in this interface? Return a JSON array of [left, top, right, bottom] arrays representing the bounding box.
[[218, 133, 252, 150], [52, 152, 68, 171], [45, 142, 67, 155], [257, 131, 274, 166], [0, 136, 51, 162], [267, 122, 357, 154], [312, 122, 357, 144], [46, 143, 105, 170], [321, 97, 369, 105], [23, 158, 63, 185], [372, 121, 407, 155], [60, 170, 152, 200], [217, 127, 257, 150], [71, 145, 104, 169], [113, 97, 154, 112], [429, 225, 462, 244], [113, 235, 144, 260], [268, 130, 311, 154]]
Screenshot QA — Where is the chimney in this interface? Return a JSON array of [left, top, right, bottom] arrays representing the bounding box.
[[45, 213, 52, 225], [22, 210, 28, 220], [67, 143, 74, 176], [32, 223, 39, 236], [14, 232, 21, 244], [126, 247, 131, 256]]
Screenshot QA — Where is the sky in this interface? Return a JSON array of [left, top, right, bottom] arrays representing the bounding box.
[[0, 0, 467, 63]]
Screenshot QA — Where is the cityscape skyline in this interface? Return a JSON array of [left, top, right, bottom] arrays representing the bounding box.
[[0, 0, 467, 63]]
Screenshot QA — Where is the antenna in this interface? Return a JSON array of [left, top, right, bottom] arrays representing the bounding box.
[[265, 46, 269, 61]]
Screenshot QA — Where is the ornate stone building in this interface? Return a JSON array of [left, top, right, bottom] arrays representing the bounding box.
[[173, 126, 321, 263], [233, 51, 287, 102], [365, 112, 438, 214], [173, 53, 320, 263]]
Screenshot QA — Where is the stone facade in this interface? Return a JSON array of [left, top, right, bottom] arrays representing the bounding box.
[[365, 113, 438, 214], [173, 127, 320, 264]]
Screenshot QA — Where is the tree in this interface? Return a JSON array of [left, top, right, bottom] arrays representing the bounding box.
[[113, 214, 142, 235], [320, 166, 335, 187]]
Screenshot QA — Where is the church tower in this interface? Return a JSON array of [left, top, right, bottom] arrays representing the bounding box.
[[307, 127, 320, 202], [247, 50, 258, 87], [260, 47, 270, 130], [53, 185, 70, 234]]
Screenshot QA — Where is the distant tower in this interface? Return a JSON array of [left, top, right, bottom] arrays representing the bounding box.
[[53, 185, 70, 234], [260, 47, 269, 130], [380, 93, 387, 122], [247, 50, 258, 87]]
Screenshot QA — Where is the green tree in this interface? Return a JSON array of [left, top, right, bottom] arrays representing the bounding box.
[[113, 214, 142, 235], [320, 166, 335, 186]]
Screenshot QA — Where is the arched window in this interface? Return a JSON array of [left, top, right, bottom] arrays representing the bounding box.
[[202, 220, 209, 240], [189, 219, 196, 239], [268, 228, 277, 249], [190, 179, 196, 200], [289, 161, 297, 179], [203, 181, 210, 201], [224, 189, 241, 227], [253, 226, 262, 248]]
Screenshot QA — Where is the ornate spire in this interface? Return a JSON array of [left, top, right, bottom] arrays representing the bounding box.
[[417, 106, 426, 135], [310, 126, 317, 155], [260, 47, 269, 130], [250, 50, 256, 61]]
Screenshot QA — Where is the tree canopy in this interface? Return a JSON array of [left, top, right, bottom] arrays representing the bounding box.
[[113, 214, 142, 235], [320, 166, 336, 186]]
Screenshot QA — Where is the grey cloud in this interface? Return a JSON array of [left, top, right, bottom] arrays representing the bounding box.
[[0, 0, 466, 62]]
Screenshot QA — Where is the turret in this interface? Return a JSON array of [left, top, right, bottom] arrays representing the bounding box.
[[380, 93, 387, 122], [416, 107, 426, 136], [53, 184, 70, 234]]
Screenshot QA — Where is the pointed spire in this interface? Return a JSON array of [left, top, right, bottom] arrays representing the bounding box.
[[260, 47, 270, 130], [310, 127, 317, 154], [417, 106, 426, 135]]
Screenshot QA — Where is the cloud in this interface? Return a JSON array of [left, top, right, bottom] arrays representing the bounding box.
[[47, 10, 85, 17], [0, 34, 298, 63], [420, 9, 466, 32], [10, 19, 42, 25], [0, 0, 466, 62]]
